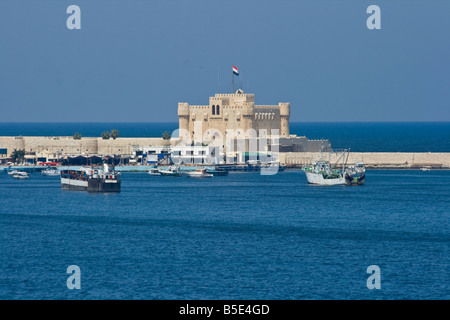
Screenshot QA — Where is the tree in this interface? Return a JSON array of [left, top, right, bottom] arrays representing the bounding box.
[[110, 129, 119, 140], [11, 149, 25, 164], [101, 131, 110, 140], [162, 131, 171, 140], [73, 132, 82, 140]]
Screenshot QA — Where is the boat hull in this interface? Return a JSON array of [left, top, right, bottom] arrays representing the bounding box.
[[13, 175, 29, 180], [160, 171, 183, 176], [305, 171, 345, 185], [61, 177, 121, 192], [206, 170, 228, 176], [42, 171, 60, 176], [186, 174, 213, 178]]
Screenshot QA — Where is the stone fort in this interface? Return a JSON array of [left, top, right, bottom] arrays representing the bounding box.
[[0, 90, 332, 163], [178, 89, 290, 141]]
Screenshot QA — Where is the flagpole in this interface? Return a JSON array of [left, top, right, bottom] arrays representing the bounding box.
[[232, 71, 234, 93], [240, 68, 242, 90]]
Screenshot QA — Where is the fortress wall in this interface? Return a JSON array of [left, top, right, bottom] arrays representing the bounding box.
[[0, 136, 98, 156], [0, 136, 178, 157], [280, 152, 450, 168], [97, 137, 171, 155], [2, 136, 449, 168]]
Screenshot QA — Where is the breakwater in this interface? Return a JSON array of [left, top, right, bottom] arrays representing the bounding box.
[[280, 152, 450, 169]]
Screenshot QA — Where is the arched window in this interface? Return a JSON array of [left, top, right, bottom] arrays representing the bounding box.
[[212, 105, 215, 115], [216, 105, 220, 115]]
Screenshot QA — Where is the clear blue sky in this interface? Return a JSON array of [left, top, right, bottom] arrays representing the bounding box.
[[0, 0, 449, 122]]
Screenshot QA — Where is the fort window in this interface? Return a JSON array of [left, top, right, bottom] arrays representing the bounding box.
[[212, 105, 215, 115], [216, 105, 220, 115]]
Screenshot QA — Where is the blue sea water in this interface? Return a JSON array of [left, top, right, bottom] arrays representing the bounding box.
[[0, 170, 449, 299], [1, 122, 450, 152]]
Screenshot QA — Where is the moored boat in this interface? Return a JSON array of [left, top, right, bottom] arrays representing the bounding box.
[[148, 168, 161, 176], [42, 167, 60, 176], [13, 171, 30, 180], [13, 171, 30, 179], [206, 167, 228, 176], [159, 166, 183, 177], [185, 168, 213, 178], [60, 163, 120, 192], [345, 162, 366, 185]]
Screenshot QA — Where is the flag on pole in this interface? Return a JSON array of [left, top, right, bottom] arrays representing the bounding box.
[[232, 65, 239, 76]]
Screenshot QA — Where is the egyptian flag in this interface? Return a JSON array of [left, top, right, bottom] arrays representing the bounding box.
[[232, 65, 239, 76]]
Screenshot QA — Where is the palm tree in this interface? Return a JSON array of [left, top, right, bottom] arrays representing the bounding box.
[[73, 132, 82, 140], [101, 131, 110, 140], [11, 149, 25, 164], [110, 129, 119, 140], [162, 131, 171, 140]]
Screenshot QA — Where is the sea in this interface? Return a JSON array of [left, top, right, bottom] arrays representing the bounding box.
[[0, 122, 449, 300]]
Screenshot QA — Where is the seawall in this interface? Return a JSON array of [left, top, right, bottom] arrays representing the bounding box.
[[279, 152, 450, 169]]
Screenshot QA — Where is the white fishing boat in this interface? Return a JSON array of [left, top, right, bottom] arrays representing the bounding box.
[[42, 168, 60, 176], [419, 167, 431, 171], [185, 168, 213, 178], [13, 171, 30, 180], [159, 166, 183, 177], [7, 169, 20, 175], [148, 168, 161, 176], [302, 149, 349, 186], [303, 161, 345, 185]]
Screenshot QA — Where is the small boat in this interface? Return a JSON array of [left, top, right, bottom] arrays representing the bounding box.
[[260, 160, 285, 174], [345, 162, 366, 185], [206, 168, 228, 176], [420, 167, 431, 172], [7, 169, 20, 175], [13, 171, 30, 180], [159, 166, 183, 177], [148, 168, 161, 176], [42, 167, 60, 176], [185, 169, 213, 178]]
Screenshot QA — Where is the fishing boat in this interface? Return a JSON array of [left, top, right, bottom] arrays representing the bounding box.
[[159, 166, 183, 177], [60, 163, 120, 192], [13, 171, 30, 180], [344, 162, 366, 185], [185, 168, 213, 178], [7, 169, 20, 175], [148, 168, 161, 176], [420, 167, 431, 172], [302, 149, 349, 186], [42, 167, 60, 176], [303, 161, 345, 185]]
